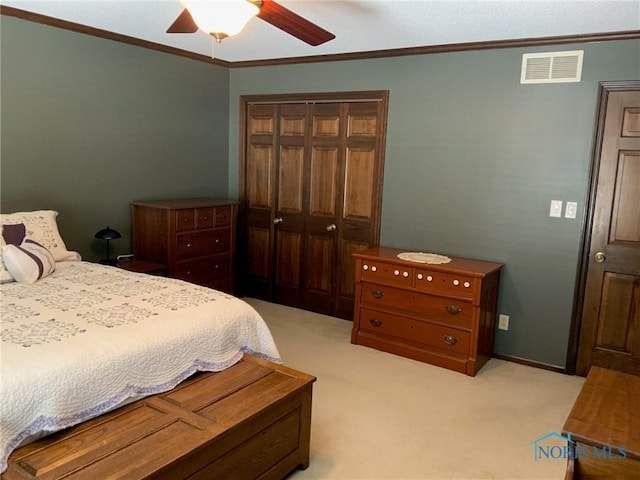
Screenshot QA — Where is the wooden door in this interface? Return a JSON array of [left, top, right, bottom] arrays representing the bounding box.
[[244, 103, 278, 300], [241, 92, 387, 319], [575, 83, 640, 376], [274, 103, 307, 307]]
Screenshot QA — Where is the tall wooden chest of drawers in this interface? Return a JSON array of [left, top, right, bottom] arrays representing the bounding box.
[[131, 198, 238, 293], [351, 247, 502, 376]]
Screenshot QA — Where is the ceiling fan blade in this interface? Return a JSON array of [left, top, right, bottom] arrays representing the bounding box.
[[257, 0, 335, 46], [167, 9, 199, 34]]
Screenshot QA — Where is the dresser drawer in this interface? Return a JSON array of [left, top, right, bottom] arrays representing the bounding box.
[[360, 282, 472, 329], [359, 260, 413, 288], [414, 269, 476, 299], [176, 229, 231, 260], [176, 209, 196, 231], [176, 208, 219, 231], [359, 307, 470, 355], [215, 206, 232, 226], [196, 207, 214, 229], [174, 254, 230, 283]]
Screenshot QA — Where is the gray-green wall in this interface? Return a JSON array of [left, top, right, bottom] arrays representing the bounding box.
[[228, 40, 640, 368], [1, 16, 230, 261], [2, 13, 639, 368]]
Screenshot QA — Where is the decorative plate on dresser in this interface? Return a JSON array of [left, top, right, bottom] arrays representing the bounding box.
[[351, 246, 503, 376], [131, 198, 238, 294]]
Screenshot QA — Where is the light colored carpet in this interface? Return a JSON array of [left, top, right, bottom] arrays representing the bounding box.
[[245, 298, 585, 480]]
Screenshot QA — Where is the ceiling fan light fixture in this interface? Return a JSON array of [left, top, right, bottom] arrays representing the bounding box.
[[181, 0, 259, 39]]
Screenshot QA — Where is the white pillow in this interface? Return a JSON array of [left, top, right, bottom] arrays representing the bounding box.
[[2, 238, 56, 284], [0, 210, 79, 262]]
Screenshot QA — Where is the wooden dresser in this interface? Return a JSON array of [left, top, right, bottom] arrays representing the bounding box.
[[351, 247, 502, 376], [131, 198, 238, 293], [562, 367, 640, 479]]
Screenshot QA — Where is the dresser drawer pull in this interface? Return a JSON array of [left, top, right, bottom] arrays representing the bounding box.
[[186, 243, 193, 248], [371, 290, 384, 299], [186, 270, 192, 276], [215, 238, 221, 243], [445, 304, 461, 315], [183, 218, 190, 223], [443, 335, 458, 345], [370, 318, 383, 327]]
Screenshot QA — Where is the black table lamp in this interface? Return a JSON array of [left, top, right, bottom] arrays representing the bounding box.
[[95, 226, 121, 265]]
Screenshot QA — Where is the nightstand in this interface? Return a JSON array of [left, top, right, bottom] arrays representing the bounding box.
[[116, 260, 167, 275]]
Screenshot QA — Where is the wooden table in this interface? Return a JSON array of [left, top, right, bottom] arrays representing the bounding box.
[[562, 366, 640, 479]]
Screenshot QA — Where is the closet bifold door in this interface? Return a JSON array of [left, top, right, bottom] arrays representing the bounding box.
[[242, 95, 387, 319], [273, 103, 307, 308], [245, 103, 278, 300], [333, 101, 383, 318]]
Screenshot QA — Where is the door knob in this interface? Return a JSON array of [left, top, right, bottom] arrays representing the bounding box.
[[595, 252, 606, 263], [273, 217, 283, 225], [326, 223, 337, 232]]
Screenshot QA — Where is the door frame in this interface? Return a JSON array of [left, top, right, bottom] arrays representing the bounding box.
[[237, 90, 390, 300], [565, 80, 640, 375]]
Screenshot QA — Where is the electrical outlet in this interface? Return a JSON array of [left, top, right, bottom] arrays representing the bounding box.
[[498, 314, 510, 331], [565, 201, 578, 219]]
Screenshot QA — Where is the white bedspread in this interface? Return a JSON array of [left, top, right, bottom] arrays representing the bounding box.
[[0, 261, 281, 472]]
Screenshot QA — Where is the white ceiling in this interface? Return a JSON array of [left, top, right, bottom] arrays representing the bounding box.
[[2, 0, 639, 63]]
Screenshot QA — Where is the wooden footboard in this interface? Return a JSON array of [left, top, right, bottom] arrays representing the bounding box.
[[3, 355, 316, 480]]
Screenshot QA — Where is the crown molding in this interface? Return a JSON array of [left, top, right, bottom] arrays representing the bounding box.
[[2, 5, 639, 69]]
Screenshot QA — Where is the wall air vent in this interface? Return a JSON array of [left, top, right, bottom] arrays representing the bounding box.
[[520, 50, 584, 84]]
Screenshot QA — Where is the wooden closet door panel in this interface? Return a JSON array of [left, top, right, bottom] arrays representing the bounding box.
[[273, 104, 308, 307], [275, 231, 302, 287], [344, 147, 375, 219], [247, 145, 274, 209], [302, 104, 343, 313], [336, 102, 385, 317], [278, 145, 304, 213], [247, 226, 270, 279], [245, 105, 277, 298], [310, 147, 338, 216], [305, 235, 334, 292]]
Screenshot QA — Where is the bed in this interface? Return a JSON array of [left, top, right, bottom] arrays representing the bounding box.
[[0, 210, 314, 479]]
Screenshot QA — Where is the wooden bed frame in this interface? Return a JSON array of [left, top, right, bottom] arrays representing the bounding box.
[[2, 355, 315, 480]]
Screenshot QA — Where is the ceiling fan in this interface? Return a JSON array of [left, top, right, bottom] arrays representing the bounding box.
[[167, 0, 335, 46]]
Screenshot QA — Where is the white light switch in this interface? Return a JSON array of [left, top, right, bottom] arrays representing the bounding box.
[[549, 200, 563, 218], [565, 201, 578, 219]]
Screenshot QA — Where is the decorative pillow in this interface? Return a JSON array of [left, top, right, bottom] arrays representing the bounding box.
[[0, 210, 80, 262], [0, 223, 27, 284], [2, 223, 26, 245], [1, 238, 56, 284]]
